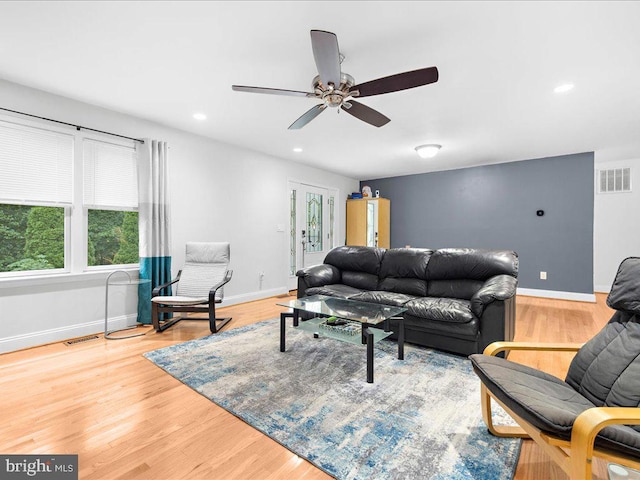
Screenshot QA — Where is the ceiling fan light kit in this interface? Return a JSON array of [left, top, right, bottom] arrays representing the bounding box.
[[232, 29, 438, 130], [415, 144, 442, 159]]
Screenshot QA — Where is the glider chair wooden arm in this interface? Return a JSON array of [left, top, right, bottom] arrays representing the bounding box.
[[571, 407, 640, 479], [482, 341, 584, 357], [152, 271, 182, 297], [151, 242, 233, 334], [208, 269, 233, 302], [471, 257, 640, 480]]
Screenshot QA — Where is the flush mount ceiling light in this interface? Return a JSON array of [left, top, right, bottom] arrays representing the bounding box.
[[193, 113, 207, 120], [415, 144, 441, 159], [293, 147, 303, 153], [554, 83, 574, 93]]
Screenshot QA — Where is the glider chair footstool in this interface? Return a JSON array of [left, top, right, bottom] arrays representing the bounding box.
[[470, 257, 640, 480]]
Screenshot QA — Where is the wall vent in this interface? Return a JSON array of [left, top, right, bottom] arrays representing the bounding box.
[[598, 167, 631, 193]]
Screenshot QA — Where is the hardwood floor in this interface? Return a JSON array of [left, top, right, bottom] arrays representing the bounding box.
[[0, 293, 614, 479]]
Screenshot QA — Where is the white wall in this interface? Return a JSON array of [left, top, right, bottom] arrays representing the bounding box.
[[0, 79, 359, 353], [594, 157, 640, 292]]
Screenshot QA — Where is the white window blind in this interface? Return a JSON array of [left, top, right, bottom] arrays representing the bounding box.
[[83, 139, 138, 209], [0, 120, 73, 205]]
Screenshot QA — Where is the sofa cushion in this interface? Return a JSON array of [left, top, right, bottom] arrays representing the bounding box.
[[305, 284, 364, 299], [470, 353, 640, 459], [403, 314, 479, 339], [342, 271, 379, 291], [324, 245, 384, 276], [405, 297, 476, 324], [379, 277, 428, 297], [378, 248, 430, 296], [379, 248, 431, 279], [351, 291, 417, 307], [427, 279, 485, 300], [426, 248, 518, 280]]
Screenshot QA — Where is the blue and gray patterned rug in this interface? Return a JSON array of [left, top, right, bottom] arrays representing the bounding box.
[[144, 319, 521, 479]]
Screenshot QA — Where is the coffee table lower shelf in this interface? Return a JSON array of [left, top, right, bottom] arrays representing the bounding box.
[[279, 312, 404, 384], [295, 317, 394, 344]]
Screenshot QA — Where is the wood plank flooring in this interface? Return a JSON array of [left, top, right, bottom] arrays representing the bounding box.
[[0, 293, 615, 479]]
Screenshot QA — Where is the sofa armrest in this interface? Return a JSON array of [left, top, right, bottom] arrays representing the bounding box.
[[471, 274, 518, 317], [296, 264, 341, 296]]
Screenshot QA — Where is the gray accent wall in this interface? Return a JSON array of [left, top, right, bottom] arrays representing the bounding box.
[[361, 152, 594, 294]]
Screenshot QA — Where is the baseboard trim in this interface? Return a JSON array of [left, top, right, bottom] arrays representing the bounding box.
[[594, 285, 611, 294], [0, 314, 137, 354], [517, 288, 596, 303], [220, 287, 289, 307]]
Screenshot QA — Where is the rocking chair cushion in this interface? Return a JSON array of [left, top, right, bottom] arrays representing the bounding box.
[[470, 354, 640, 459], [471, 354, 593, 434], [565, 312, 640, 409], [151, 295, 209, 305], [607, 257, 640, 315]]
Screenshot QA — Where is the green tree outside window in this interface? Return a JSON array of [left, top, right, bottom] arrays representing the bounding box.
[[0, 204, 138, 273]]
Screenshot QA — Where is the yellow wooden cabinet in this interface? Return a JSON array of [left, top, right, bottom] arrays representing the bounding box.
[[346, 197, 390, 248]]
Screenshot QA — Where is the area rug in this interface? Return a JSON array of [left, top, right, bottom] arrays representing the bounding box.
[[144, 319, 521, 479]]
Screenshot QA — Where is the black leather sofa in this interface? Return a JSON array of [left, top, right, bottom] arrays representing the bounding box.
[[296, 246, 518, 356]]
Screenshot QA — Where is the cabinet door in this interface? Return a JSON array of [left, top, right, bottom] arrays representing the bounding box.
[[377, 199, 390, 248], [346, 199, 367, 246]]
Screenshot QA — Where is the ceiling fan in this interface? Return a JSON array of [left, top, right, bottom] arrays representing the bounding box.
[[232, 30, 439, 130]]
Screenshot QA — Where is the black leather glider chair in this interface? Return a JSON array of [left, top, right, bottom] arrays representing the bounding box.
[[470, 257, 640, 479]]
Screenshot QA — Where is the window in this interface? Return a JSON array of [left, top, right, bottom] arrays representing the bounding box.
[[306, 192, 323, 252], [328, 195, 335, 250], [0, 204, 65, 272], [0, 116, 139, 276], [289, 189, 296, 276], [83, 139, 139, 266], [88, 210, 139, 266], [0, 120, 73, 274]]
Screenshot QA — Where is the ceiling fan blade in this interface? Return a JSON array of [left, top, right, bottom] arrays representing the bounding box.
[[232, 85, 315, 98], [288, 104, 327, 130], [351, 67, 439, 98], [310, 30, 341, 88], [341, 100, 390, 127]]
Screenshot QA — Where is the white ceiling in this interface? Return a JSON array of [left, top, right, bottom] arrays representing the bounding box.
[[0, 1, 639, 179]]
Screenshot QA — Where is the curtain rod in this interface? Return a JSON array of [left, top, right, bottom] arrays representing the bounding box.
[[0, 107, 145, 144]]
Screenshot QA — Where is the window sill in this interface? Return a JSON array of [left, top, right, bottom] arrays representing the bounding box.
[[0, 267, 140, 290]]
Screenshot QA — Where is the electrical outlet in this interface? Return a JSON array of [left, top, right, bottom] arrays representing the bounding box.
[[540, 271, 547, 280]]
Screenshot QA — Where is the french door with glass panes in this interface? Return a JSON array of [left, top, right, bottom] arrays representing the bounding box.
[[288, 182, 337, 291]]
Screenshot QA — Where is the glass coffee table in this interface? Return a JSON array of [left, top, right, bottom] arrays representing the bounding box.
[[277, 294, 406, 383]]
